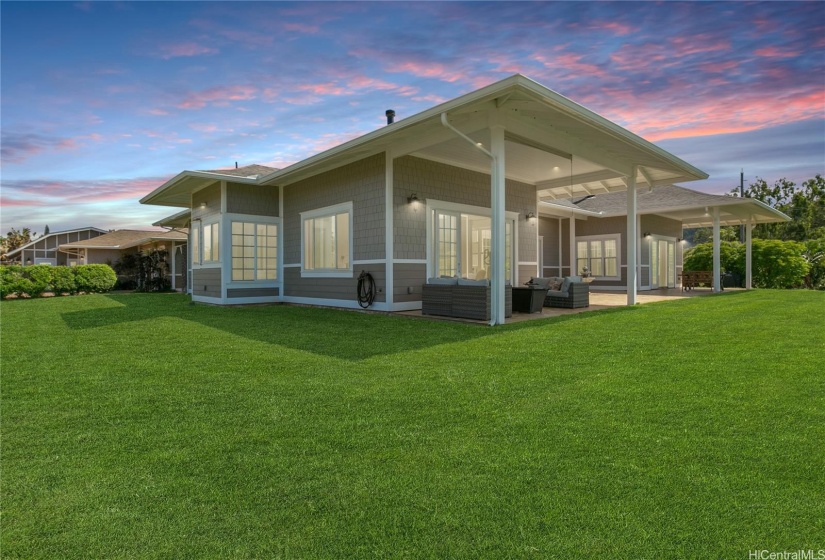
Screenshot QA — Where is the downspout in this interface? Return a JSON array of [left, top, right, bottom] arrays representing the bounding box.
[[440, 113, 501, 325]]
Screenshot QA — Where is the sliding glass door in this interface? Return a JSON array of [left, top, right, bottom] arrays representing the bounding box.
[[433, 209, 513, 281]]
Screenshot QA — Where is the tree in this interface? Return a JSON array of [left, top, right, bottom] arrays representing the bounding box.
[[740, 175, 825, 241], [0, 227, 37, 261]]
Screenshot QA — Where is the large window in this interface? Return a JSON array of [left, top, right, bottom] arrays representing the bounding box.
[[301, 202, 351, 275], [232, 222, 278, 281], [577, 235, 619, 279], [191, 223, 201, 265], [432, 208, 514, 282], [202, 222, 220, 262]]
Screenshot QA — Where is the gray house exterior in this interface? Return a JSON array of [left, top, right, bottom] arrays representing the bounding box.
[[138, 74, 794, 322], [4, 227, 107, 266]]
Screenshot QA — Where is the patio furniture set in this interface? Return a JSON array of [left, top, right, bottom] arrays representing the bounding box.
[[422, 275, 590, 321]]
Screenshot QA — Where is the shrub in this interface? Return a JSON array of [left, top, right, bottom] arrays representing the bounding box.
[[74, 264, 117, 293], [683, 241, 745, 278], [752, 239, 809, 289], [0, 266, 26, 298], [51, 266, 77, 293], [25, 265, 54, 296]]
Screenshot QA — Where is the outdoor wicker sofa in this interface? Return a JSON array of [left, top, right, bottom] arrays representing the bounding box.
[[422, 278, 513, 321], [526, 276, 590, 309]]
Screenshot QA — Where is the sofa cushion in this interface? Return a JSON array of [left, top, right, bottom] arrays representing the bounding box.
[[546, 289, 566, 297], [457, 278, 489, 286], [549, 279, 563, 291], [427, 277, 459, 285], [560, 276, 583, 293], [528, 277, 554, 290]]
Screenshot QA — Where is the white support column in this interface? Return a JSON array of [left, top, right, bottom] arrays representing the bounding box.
[[636, 213, 642, 290], [490, 123, 506, 325], [385, 150, 394, 309], [558, 220, 563, 276], [170, 242, 177, 290], [746, 217, 753, 289], [712, 207, 721, 293], [625, 167, 638, 305], [569, 215, 577, 276]]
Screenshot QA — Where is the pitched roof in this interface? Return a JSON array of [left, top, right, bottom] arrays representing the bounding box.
[[59, 229, 187, 250], [198, 164, 277, 178], [4, 227, 108, 257], [141, 73, 708, 208], [549, 185, 790, 226]]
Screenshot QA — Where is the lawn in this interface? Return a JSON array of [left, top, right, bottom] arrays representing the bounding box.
[[2, 291, 823, 559]]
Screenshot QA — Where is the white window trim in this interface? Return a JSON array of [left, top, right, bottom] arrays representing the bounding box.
[[227, 214, 280, 284], [191, 222, 201, 267], [300, 201, 353, 278], [202, 220, 221, 264], [576, 233, 622, 280], [425, 198, 519, 281]]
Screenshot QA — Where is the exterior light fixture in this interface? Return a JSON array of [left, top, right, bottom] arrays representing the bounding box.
[[26, 258, 32, 265], [677, 237, 685, 243], [643, 231, 651, 238], [407, 193, 420, 204], [199, 202, 207, 209], [525, 211, 536, 223]]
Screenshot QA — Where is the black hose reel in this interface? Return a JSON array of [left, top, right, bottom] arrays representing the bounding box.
[[357, 270, 377, 308]]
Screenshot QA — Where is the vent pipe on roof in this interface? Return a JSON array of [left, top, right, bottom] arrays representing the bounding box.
[[386, 109, 395, 125]]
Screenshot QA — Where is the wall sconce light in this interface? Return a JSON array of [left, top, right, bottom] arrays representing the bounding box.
[[26, 258, 32, 265], [407, 193, 419, 204], [703, 206, 710, 217], [643, 231, 651, 238], [199, 202, 207, 209], [677, 237, 685, 243], [525, 211, 536, 223]]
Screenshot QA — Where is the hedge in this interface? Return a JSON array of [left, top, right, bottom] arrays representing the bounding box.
[[684, 239, 810, 289], [0, 264, 116, 298]]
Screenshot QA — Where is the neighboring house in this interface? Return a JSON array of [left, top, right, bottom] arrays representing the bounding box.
[[140, 73, 786, 324], [4, 227, 107, 266], [538, 185, 789, 291], [59, 229, 189, 291]]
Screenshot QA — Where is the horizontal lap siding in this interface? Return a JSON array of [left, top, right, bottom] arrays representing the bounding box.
[[226, 182, 279, 216], [193, 268, 222, 298], [284, 264, 386, 303], [393, 262, 426, 302], [86, 249, 122, 265], [227, 287, 279, 298]]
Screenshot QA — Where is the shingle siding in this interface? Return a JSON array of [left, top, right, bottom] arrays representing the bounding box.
[[226, 182, 279, 216], [392, 156, 537, 263], [282, 153, 385, 265], [283, 265, 386, 303], [193, 268, 222, 298], [191, 182, 221, 222]]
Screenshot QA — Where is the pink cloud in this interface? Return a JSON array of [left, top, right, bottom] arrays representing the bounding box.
[[754, 46, 802, 58], [2, 176, 169, 205], [1, 133, 79, 164], [157, 42, 219, 60], [588, 20, 637, 36], [698, 60, 739, 74], [177, 85, 258, 109], [530, 52, 611, 80]]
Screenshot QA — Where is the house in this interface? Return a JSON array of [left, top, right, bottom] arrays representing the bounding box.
[[538, 185, 790, 291], [59, 229, 189, 291], [4, 227, 107, 266], [140, 74, 787, 324]]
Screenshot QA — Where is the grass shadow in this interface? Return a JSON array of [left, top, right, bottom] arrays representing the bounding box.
[[60, 294, 501, 361]]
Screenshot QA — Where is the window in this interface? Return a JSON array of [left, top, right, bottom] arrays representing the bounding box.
[[577, 235, 619, 279], [301, 203, 351, 275], [432, 208, 514, 282], [191, 223, 201, 265], [232, 222, 278, 281], [203, 222, 220, 262]]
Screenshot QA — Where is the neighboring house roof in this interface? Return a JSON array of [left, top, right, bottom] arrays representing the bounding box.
[[141, 73, 708, 208], [4, 227, 108, 258], [59, 229, 188, 250], [549, 185, 790, 227]]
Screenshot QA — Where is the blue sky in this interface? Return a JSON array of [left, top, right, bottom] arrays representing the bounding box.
[[1, 1, 823, 232]]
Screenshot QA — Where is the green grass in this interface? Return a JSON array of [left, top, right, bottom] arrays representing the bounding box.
[[2, 291, 823, 559]]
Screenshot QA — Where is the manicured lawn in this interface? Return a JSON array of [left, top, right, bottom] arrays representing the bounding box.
[[2, 291, 823, 558]]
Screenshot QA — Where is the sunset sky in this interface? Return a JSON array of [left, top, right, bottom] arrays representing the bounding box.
[[2, 1, 823, 232]]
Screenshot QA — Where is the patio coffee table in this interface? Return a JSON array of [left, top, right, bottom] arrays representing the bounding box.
[[512, 286, 545, 313]]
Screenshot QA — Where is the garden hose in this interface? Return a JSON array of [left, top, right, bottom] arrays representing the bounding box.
[[357, 270, 376, 308]]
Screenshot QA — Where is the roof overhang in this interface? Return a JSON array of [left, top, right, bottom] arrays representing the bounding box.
[[4, 227, 108, 257], [153, 209, 191, 228], [140, 170, 258, 208], [538, 200, 603, 219], [589, 196, 790, 227], [255, 74, 707, 193]]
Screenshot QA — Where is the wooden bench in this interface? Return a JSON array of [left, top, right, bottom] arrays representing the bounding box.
[[680, 271, 715, 291]]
